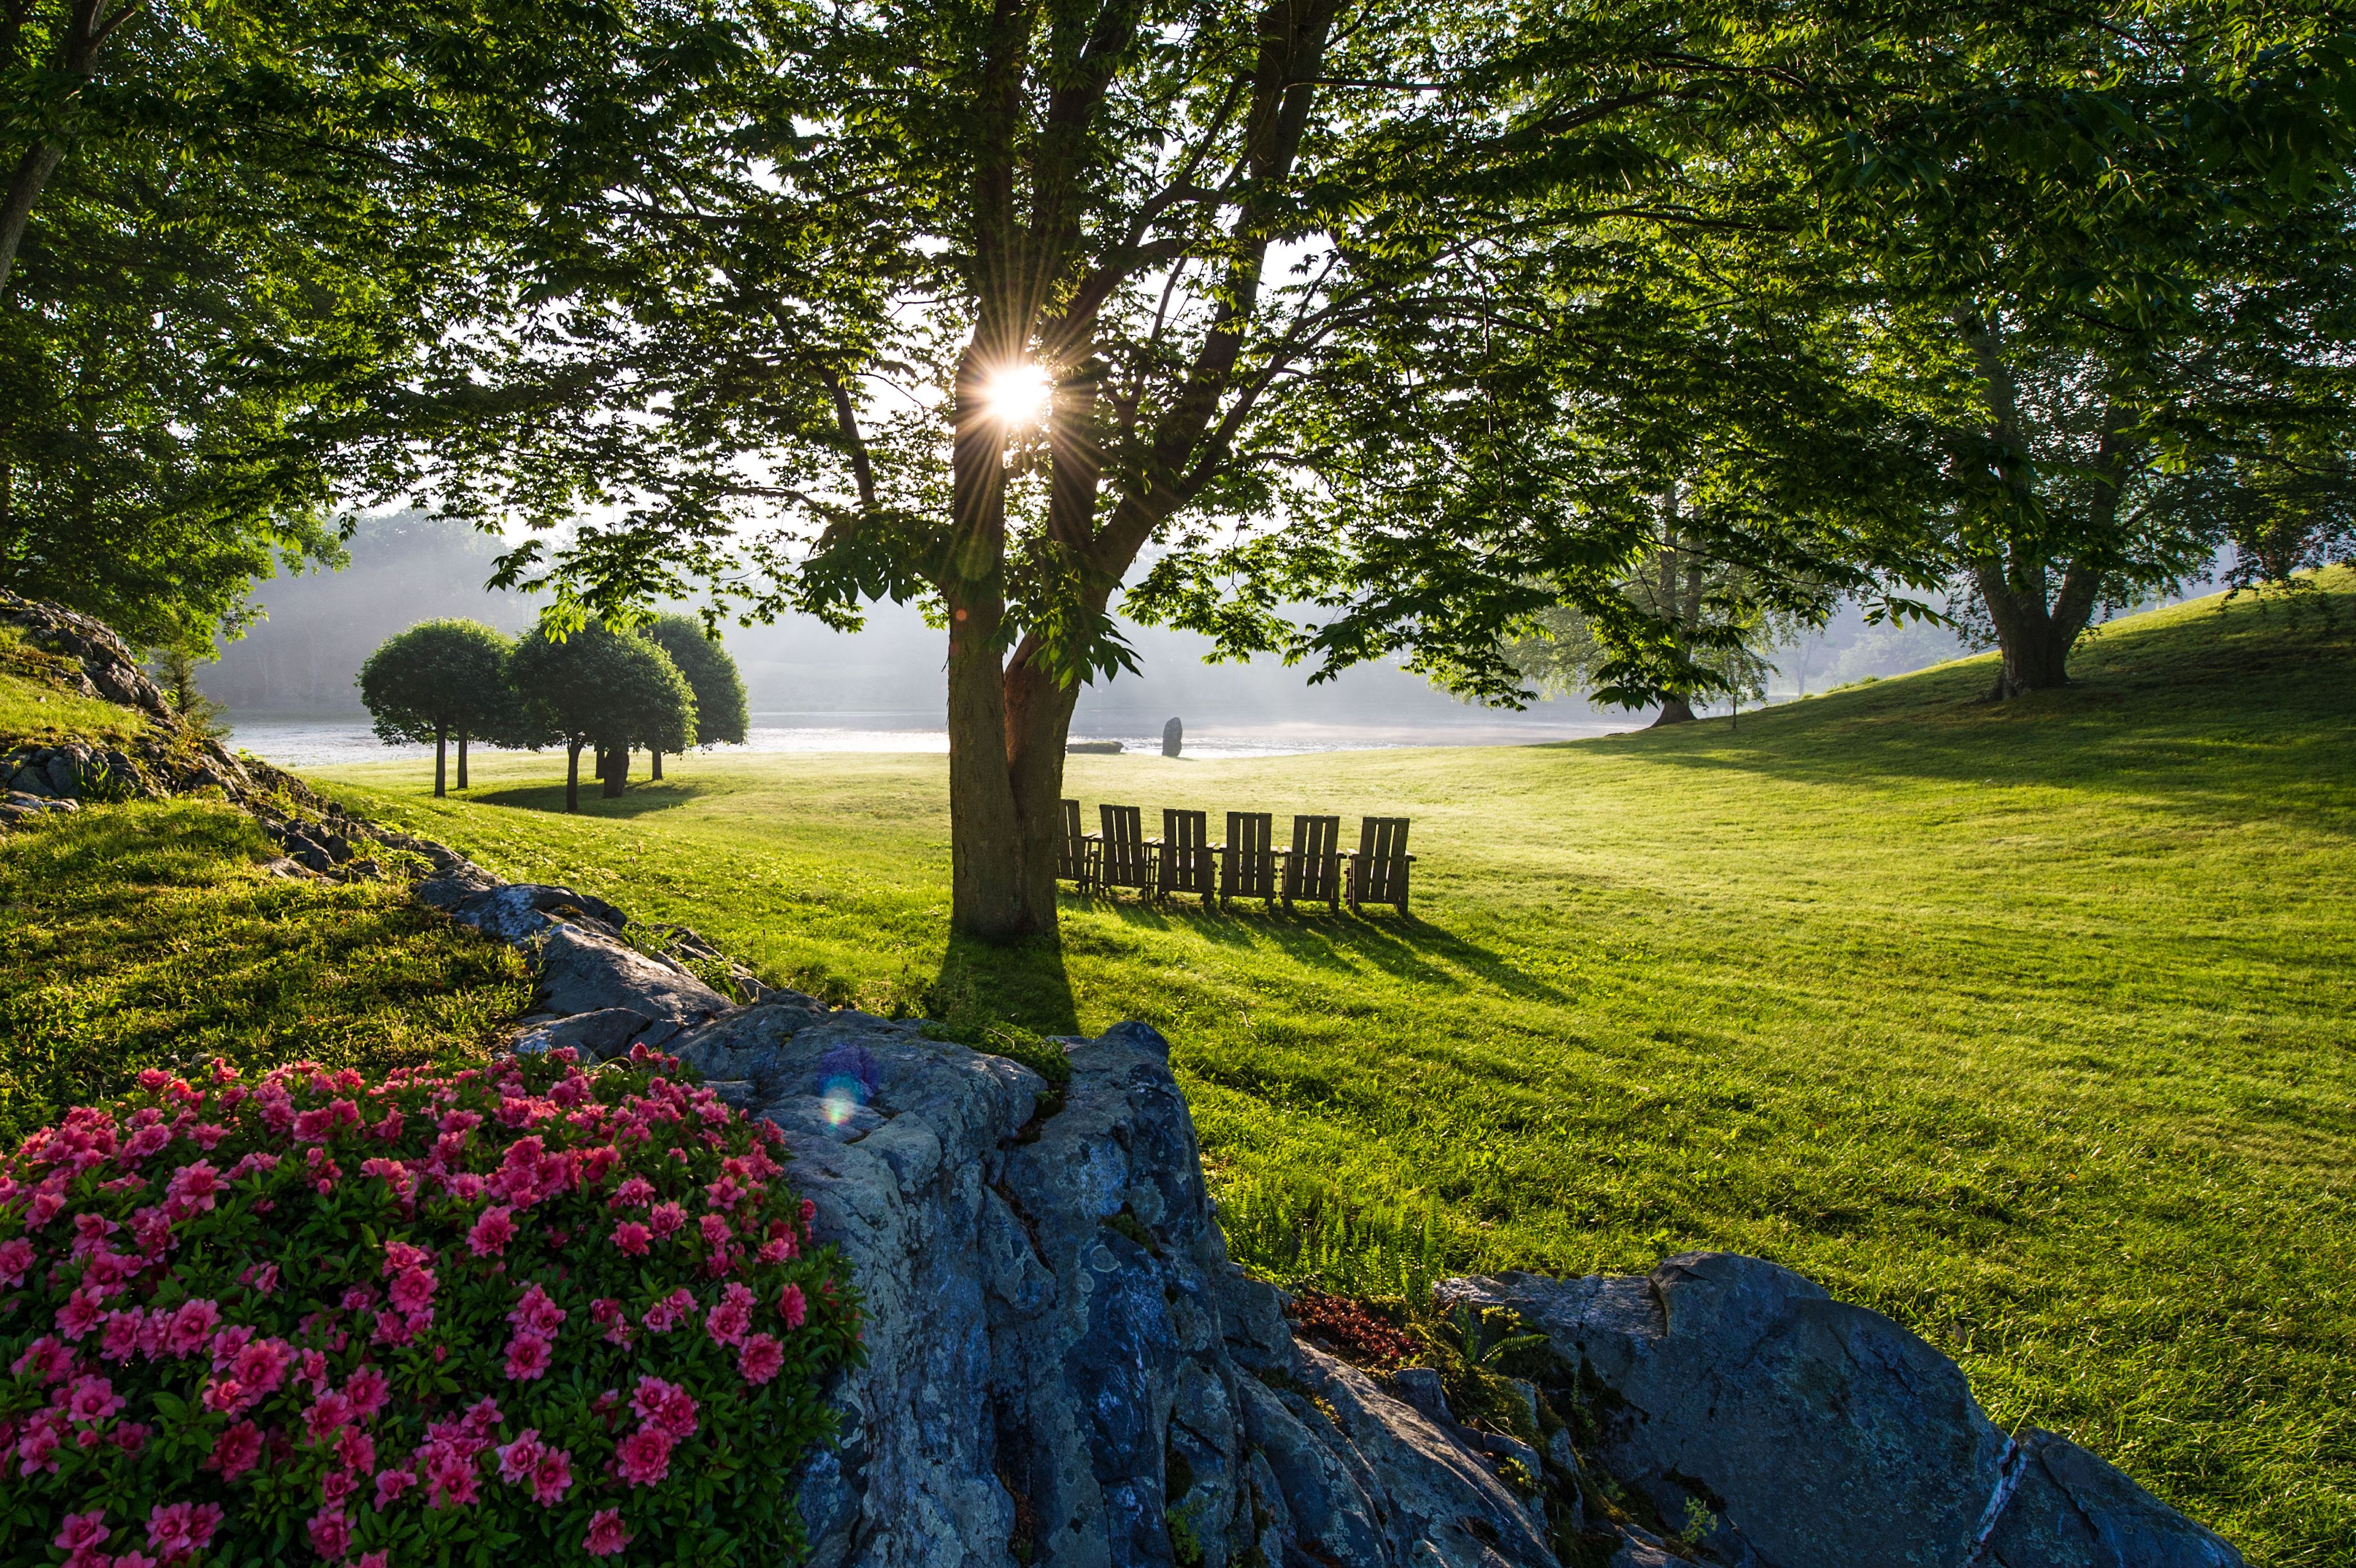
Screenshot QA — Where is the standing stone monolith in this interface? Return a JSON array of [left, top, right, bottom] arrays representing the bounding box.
[[1163, 717, 1182, 757]]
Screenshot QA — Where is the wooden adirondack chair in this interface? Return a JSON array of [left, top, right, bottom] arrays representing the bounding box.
[[1057, 799, 1099, 890], [1158, 808, 1215, 905], [1219, 811, 1280, 906], [1348, 816, 1414, 915], [1284, 814, 1345, 914], [1097, 804, 1156, 896]]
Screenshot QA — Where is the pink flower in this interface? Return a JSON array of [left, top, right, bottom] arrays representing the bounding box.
[[609, 1174, 656, 1209], [699, 1212, 734, 1249], [15, 1409, 66, 1474], [319, 1466, 357, 1505], [496, 1429, 545, 1484], [144, 1499, 223, 1555], [374, 1467, 416, 1507], [648, 1201, 687, 1238], [305, 1390, 355, 1440], [705, 1281, 754, 1347], [209, 1421, 263, 1479], [507, 1282, 567, 1337], [344, 1363, 391, 1419], [779, 1281, 808, 1330], [53, 1510, 109, 1553], [56, 1288, 105, 1340], [381, 1239, 430, 1274], [358, 1556, 389, 1568], [123, 1123, 171, 1161], [109, 1422, 149, 1454], [757, 1237, 795, 1264], [467, 1205, 517, 1257], [503, 1332, 553, 1381], [64, 1374, 124, 1424], [229, 1337, 293, 1400], [114, 1552, 162, 1568], [610, 1220, 652, 1256], [337, 1426, 376, 1474], [387, 1265, 436, 1314], [584, 1508, 633, 1556], [164, 1160, 220, 1213], [530, 1445, 573, 1505], [200, 1377, 250, 1414], [305, 1505, 351, 1558], [190, 1122, 229, 1150], [614, 1427, 674, 1486], [163, 1298, 222, 1356], [738, 1333, 785, 1385], [12, 1335, 72, 1382], [631, 1375, 700, 1440], [0, 1235, 34, 1285], [370, 1309, 414, 1347]]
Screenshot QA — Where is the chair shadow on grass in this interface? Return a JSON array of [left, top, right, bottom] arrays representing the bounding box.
[[468, 780, 712, 820], [1065, 889, 1572, 1008]]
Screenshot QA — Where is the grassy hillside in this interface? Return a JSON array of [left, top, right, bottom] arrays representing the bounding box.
[[0, 800, 532, 1143], [314, 573, 2356, 1564]]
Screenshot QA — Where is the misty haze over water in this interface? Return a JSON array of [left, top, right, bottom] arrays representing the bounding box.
[[203, 512, 1988, 769]]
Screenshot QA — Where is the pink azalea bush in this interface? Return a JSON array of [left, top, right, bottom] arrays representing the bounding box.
[[0, 1045, 860, 1565]]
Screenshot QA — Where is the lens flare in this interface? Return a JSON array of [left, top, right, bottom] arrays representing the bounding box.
[[980, 362, 1053, 426]]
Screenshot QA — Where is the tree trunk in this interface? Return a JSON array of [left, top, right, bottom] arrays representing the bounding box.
[[565, 742, 582, 813], [434, 723, 448, 797], [457, 732, 469, 791], [1651, 694, 1697, 726], [602, 747, 628, 797], [650, 748, 662, 781], [1975, 558, 2087, 697]]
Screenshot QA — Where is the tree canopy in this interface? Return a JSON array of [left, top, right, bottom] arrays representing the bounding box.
[[356, 620, 516, 796], [645, 615, 749, 749]]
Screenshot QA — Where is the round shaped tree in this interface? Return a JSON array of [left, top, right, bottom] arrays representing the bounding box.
[[356, 620, 516, 796], [643, 615, 749, 779], [509, 622, 696, 812]]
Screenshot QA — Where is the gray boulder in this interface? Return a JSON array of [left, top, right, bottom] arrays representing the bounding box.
[[1445, 1255, 2243, 1568]]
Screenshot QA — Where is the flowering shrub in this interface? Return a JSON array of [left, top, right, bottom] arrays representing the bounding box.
[[0, 1045, 860, 1566]]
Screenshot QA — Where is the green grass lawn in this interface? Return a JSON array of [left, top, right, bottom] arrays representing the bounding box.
[[189, 573, 2356, 1561]]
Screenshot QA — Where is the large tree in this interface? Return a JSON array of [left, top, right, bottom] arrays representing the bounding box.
[[357, 620, 516, 795], [1791, 7, 2356, 697], [418, 0, 1842, 939], [0, 0, 669, 650]]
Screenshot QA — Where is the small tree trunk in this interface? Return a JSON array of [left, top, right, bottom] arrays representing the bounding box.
[[650, 748, 663, 781], [434, 723, 448, 797], [457, 731, 470, 791], [565, 742, 582, 813], [603, 748, 629, 798]]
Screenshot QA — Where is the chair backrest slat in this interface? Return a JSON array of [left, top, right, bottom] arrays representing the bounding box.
[[1057, 799, 1089, 880], [1098, 804, 1151, 887]]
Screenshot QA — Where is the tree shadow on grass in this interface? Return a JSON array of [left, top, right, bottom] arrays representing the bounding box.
[[922, 930, 1082, 1042], [1079, 891, 1572, 1008], [467, 781, 712, 820]]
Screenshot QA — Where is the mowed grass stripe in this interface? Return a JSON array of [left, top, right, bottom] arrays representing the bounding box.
[[313, 573, 2356, 1564]]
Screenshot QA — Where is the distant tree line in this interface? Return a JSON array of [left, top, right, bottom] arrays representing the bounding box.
[[358, 615, 748, 809]]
